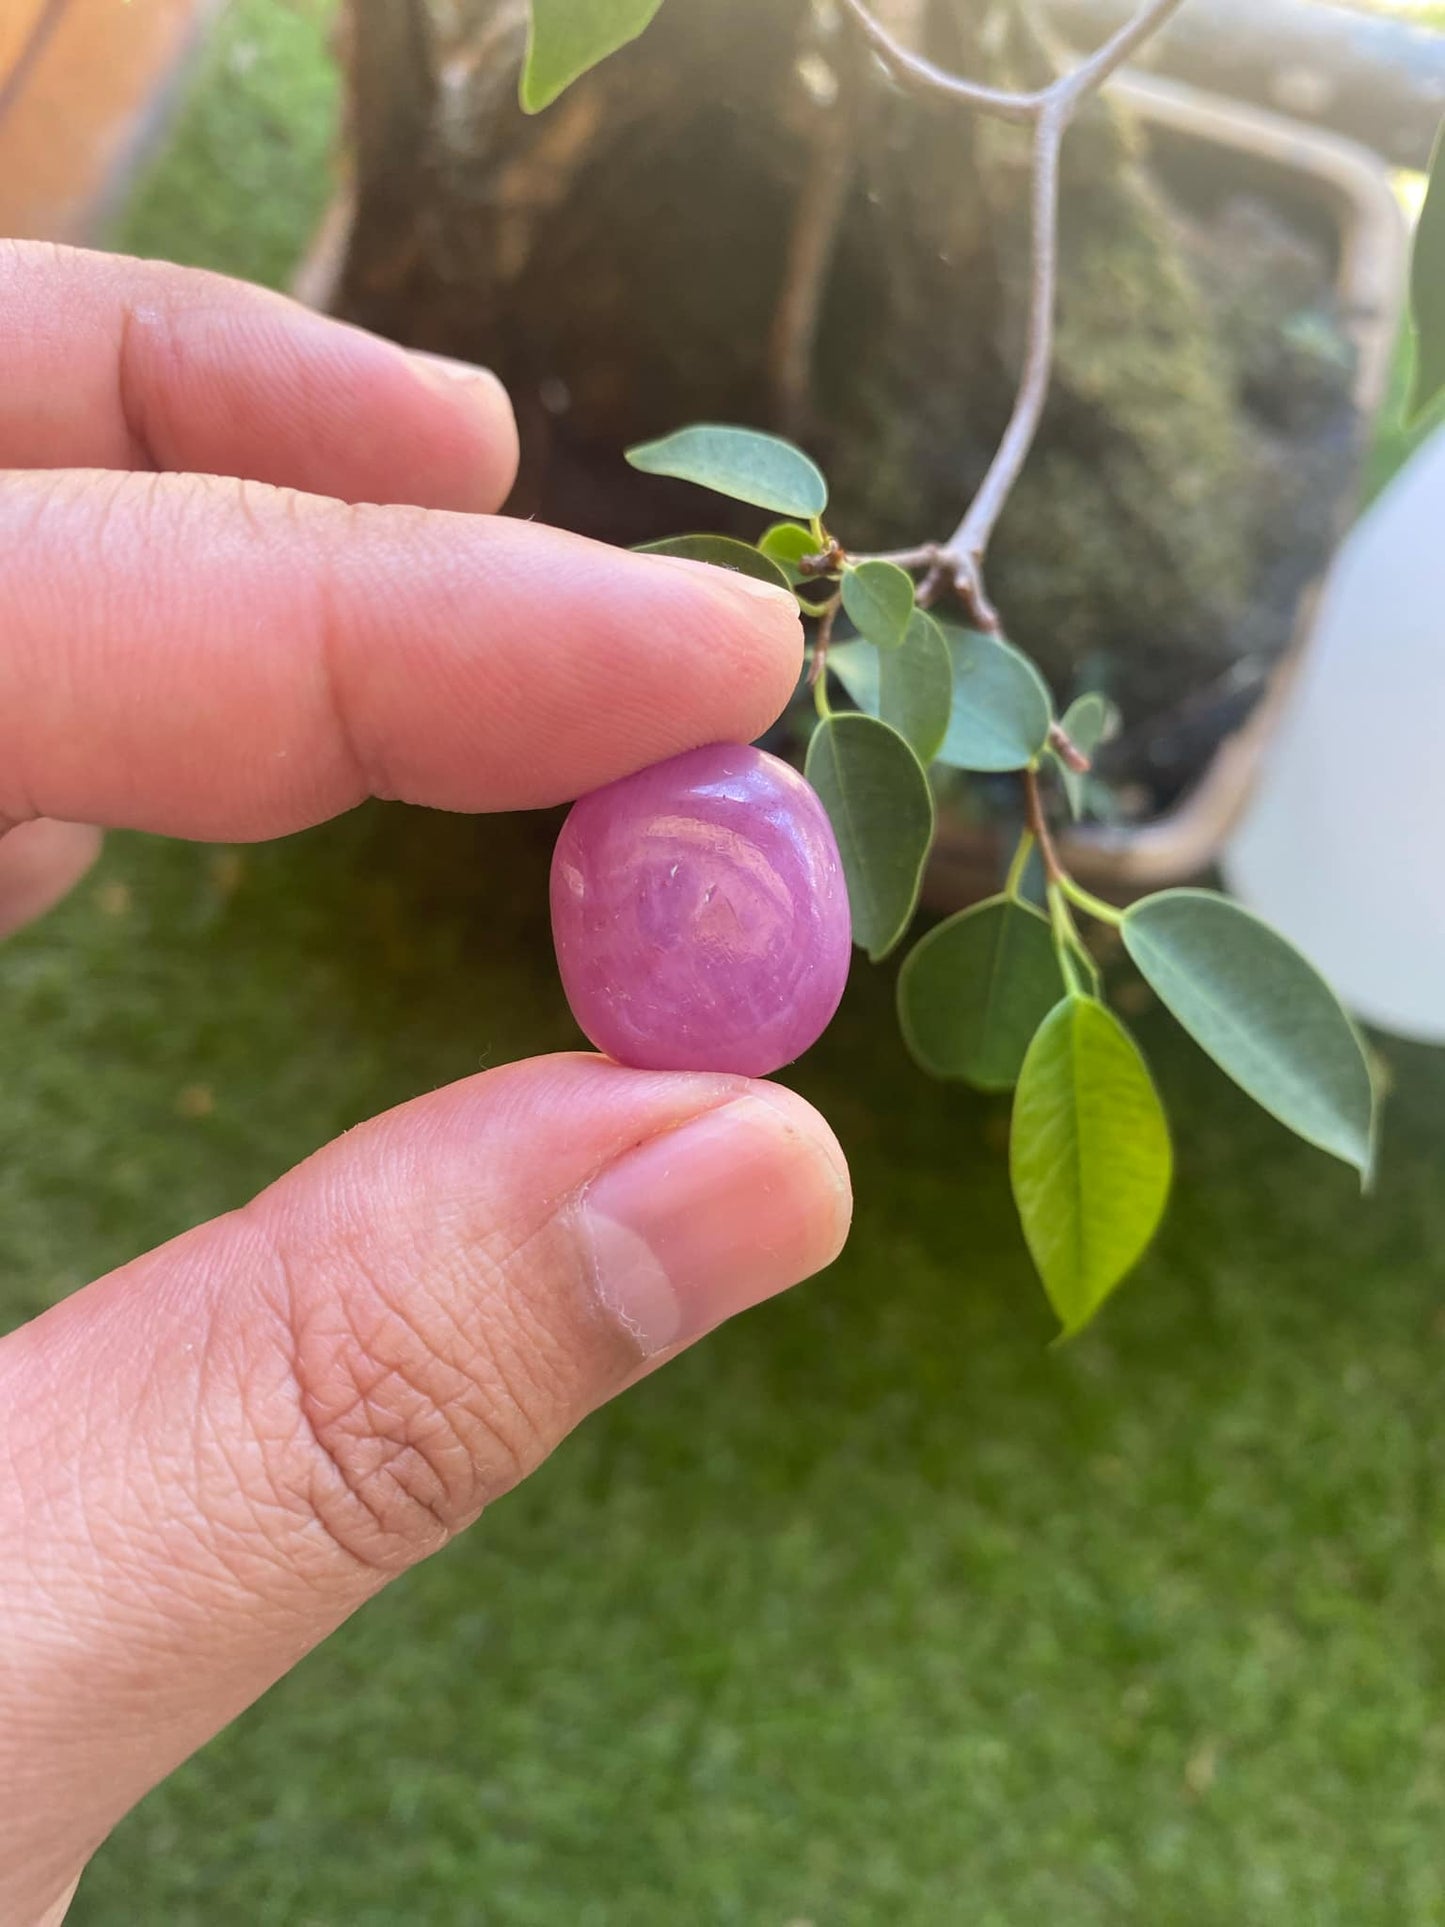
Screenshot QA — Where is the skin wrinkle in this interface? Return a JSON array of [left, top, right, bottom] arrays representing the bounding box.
[[252, 1203, 542, 1573], [311, 502, 388, 809], [248, 1228, 444, 1579], [113, 298, 160, 472]]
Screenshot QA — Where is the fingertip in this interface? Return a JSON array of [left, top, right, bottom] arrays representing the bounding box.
[[577, 1077, 853, 1356], [630, 548, 805, 736], [404, 351, 520, 511]]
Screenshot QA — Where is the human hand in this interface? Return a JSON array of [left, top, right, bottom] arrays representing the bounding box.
[[0, 245, 852, 1924]]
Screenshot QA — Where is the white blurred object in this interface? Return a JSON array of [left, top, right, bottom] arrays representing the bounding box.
[[1224, 423, 1445, 1043]]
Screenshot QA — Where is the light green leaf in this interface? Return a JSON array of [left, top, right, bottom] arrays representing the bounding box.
[[635, 533, 791, 591], [1055, 692, 1119, 819], [804, 714, 934, 962], [841, 560, 914, 651], [936, 625, 1053, 772], [1121, 889, 1376, 1177], [825, 640, 880, 716], [626, 424, 827, 518], [883, 611, 953, 765], [898, 895, 1063, 1090], [829, 612, 952, 765], [1409, 118, 1445, 422], [1011, 996, 1173, 1335], [521, 0, 666, 112], [758, 521, 823, 585]]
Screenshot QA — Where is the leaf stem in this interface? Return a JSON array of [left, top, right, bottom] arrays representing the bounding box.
[[808, 592, 843, 703], [1048, 884, 1102, 997], [1022, 764, 1064, 885], [1047, 886, 1086, 997], [1004, 830, 1036, 903], [1059, 877, 1124, 928]]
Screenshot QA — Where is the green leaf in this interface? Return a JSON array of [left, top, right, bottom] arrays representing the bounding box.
[[898, 895, 1063, 1090], [626, 425, 827, 518], [829, 612, 952, 765], [832, 616, 955, 766], [521, 0, 666, 112], [804, 714, 935, 962], [1055, 692, 1118, 819], [1010, 996, 1173, 1335], [840, 560, 914, 651], [1121, 889, 1376, 1177], [883, 611, 953, 765], [635, 533, 791, 591], [758, 521, 823, 585], [1409, 118, 1445, 422], [936, 625, 1053, 772], [825, 640, 880, 716]]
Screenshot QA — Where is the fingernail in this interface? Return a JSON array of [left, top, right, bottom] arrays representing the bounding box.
[[578, 1089, 851, 1355], [642, 550, 802, 617], [408, 349, 512, 414]]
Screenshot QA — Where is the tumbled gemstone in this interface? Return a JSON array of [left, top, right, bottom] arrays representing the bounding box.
[[550, 743, 852, 1076]]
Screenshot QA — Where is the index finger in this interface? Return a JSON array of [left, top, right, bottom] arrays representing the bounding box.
[[0, 469, 802, 839]]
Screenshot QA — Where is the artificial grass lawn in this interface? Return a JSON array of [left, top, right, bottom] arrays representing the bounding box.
[[8, 2, 1439, 1918], [12, 809, 1445, 1926]]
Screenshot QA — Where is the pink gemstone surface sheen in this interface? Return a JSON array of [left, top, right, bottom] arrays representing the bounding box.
[[550, 743, 852, 1076]]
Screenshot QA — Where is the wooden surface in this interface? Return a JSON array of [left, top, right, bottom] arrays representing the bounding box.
[[0, 0, 216, 241]]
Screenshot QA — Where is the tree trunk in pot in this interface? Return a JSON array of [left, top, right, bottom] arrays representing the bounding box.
[[333, 0, 1352, 788]]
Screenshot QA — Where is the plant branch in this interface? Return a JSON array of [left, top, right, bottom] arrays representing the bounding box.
[[1051, 0, 1191, 106], [1022, 763, 1064, 884], [837, 0, 1039, 122], [840, 0, 1187, 124], [943, 103, 1064, 629], [1047, 719, 1091, 773], [807, 592, 843, 689], [840, 0, 1189, 624]]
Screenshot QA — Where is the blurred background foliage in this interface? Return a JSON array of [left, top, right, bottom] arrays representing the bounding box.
[[0, 0, 1437, 1918]]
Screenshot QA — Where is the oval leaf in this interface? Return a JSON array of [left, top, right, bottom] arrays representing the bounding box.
[[1011, 996, 1173, 1335], [1409, 118, 1445, 423], [804, 714, 934, 962], [841, 560, 914, 651], [626, 424, 827, 518], [636, 533, 791, 591], [829, 613, 952, 766], [1122, 889, 1376, 1176], [826, 639, 880, 717], [898, 895, 1063, 1090], [759, 520, 824, 584], [936, 625, 1053, 772], [882, 611, 953, 765], [521, 0, 666, 113], [1055, 691, 1118, 820]]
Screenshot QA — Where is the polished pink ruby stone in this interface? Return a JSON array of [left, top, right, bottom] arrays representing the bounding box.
[[550, 743, 852, 1076]]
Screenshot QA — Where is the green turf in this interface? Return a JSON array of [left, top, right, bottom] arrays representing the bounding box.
[[108, 0, 340, 292], [8, 5, 1442, 1921], [15, 811, 1445, 1927]]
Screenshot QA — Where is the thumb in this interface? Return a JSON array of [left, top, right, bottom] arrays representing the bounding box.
[[0, 1056, 849, 1921]]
